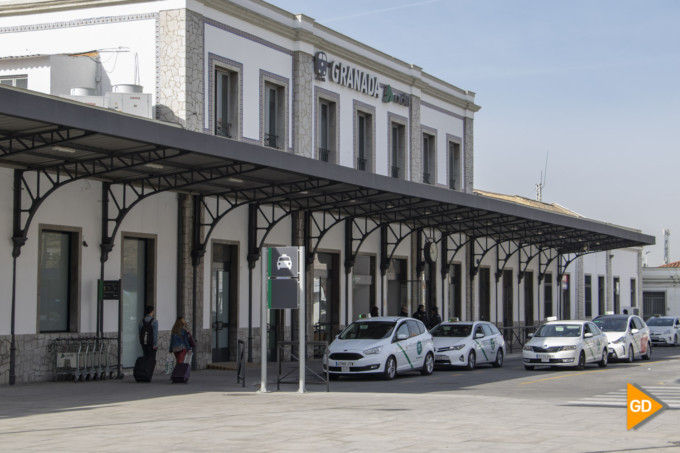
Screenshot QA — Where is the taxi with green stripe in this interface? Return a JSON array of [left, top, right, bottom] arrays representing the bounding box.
[[323, 316, 435, 380], [431, 321, 505, 370], [523, 319, 608, 370]]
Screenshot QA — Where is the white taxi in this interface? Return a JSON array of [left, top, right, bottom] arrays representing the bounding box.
[[592, 314, 652, 362], [431, 321, 505, 370], [323, 317, 435, 380], [523, 320, 609, 370], [646, 316, 680, 346]]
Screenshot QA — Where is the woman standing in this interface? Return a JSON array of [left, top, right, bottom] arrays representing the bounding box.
[[169, 317, 192, 365]]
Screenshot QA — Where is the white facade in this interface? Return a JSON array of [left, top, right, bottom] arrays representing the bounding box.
[[642, 265, 680, 317], [0, 0, 647, 384]]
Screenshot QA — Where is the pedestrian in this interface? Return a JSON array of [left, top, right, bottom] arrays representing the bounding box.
[[413, 304, 428, 323], [169, 317, 193, 365], [398, 305, 409, 317], [370, 305, 380, 317], [428, 306, 442, 329], [139, 305, 159, 359]]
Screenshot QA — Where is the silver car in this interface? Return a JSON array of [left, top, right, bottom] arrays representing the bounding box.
[[646, 316, 680, 346], [593, 314, 652, 362], [523, 320, 609, 370], [431, 321, 505, 370]]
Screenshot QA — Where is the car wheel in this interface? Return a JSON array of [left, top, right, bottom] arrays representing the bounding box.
[[598, 349, 608, 368], [626, 345, 634, 363], [492, 349, 504, 368], [642, 342, 652, 360], [524, 365, 534, 371], [383, 356, 397, 380], [421, 352, 434, 376], [329, 374, 339, 381], [575, 351, 586, 370], [466, 350, 476, 371]]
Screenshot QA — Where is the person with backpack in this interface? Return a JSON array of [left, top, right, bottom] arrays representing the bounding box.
[[139, 305, 159, 359], [169, 317, 193, 365]]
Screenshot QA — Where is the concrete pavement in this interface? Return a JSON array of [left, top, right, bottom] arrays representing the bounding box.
[[1, 361, 679, 452]]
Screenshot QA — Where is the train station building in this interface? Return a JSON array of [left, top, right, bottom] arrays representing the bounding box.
[[0, 0, 653, 384]]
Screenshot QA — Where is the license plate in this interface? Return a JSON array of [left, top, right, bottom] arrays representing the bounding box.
[[435, 355, 448, 361], [341, 366, 350, 373], [536, 353, 552, 363], [335, 361, 353, 367]]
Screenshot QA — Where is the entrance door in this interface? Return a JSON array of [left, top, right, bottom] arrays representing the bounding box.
[[478, 268, 491, 321], [524, 272, 534, 326], [387, 258, 407, 316], [313, 252, 339, 346], [502, 270, 513, 328], [449, 263, 462, 321], [121, 237, 154, 368], [211, 243, 237, 362]]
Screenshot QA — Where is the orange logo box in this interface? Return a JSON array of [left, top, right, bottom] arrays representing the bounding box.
[[627, 383, 666, 430]]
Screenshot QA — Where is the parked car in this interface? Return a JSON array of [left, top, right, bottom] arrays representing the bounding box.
[[323, 317, 435, 380], [645, 316, 680, 346], [522, 320, 608, 370], [592, 314, 652, 362], [430, 321, 505, 370]]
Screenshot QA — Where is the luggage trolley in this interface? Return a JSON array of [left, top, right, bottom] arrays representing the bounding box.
[[51, 338, 81, 381]]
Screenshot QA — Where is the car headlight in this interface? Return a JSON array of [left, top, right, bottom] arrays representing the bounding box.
[[560, 345, 577, 351], [663, 330, 672, 335], [612, 336, 625, 344], [363, 346, 383, 355], [439, 344, 466, 351], [523, 345, 533, 351]]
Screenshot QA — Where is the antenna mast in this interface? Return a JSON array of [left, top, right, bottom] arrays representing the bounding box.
[[535, 152, 548, 202]]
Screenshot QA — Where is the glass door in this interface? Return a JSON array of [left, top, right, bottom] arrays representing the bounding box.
[[211, 266, 230, 362], [121, 238, 147, 367]]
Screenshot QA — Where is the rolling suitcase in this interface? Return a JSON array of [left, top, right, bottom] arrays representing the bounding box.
[[133, 355, 156, 382], [171, 352, 192, 383]]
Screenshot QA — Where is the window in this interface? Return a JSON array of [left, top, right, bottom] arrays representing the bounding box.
[[544, 273, 553, 318], [215, 68, 238, 138], [448, 141, 461, 190], [422, 133, 435, 184], [613, 277, 620, 313], [390, 122, 405, 179], [598, 276, 605, 316], [264, 84, 280, 148], [318, 99, 337, 162], [585, 275, 592, 317], [0, 75, 27, 88], [630, 278, 636, 308], [39, 228, 79, 332], [356, 110, 373, 171]]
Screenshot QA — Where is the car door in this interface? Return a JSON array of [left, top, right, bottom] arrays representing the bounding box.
[[482, 324, 498, 361], [393, 321, 413, 371], [473, 324, 491, 363], [589, 322, 606, 356], [634, 317, 649, 356], [582, 323, 597, 362], [407, 320, 425, 368], [628, 317, 642, 358]]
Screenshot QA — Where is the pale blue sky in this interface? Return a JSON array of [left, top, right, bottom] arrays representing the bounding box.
[[269, 0, 680, 265]]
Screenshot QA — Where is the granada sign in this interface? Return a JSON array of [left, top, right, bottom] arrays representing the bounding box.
[[314, 51, 409, 106]]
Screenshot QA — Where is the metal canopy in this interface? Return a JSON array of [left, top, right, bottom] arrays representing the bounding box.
[[0, 86, 655, 253]]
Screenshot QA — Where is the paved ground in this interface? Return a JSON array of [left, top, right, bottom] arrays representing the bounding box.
[[1, 355, 679, 452]]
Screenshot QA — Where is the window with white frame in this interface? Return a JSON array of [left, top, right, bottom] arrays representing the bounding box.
[[318, 99, 337, 162], [390, 122, 405, 179], [0, 75, 27, 89], [356, 111, 373, 171], [448, 141, 461, 190], [215, 68, 238, 138], [264, 83, 284, 149], [423, 133, 435, 184]]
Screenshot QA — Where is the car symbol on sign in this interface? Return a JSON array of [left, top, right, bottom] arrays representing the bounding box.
[[277, 254, 293, 270]]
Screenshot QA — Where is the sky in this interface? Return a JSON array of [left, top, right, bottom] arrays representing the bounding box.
[[267, 0, 680, 266]]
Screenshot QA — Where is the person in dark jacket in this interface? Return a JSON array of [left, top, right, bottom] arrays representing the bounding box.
[[139, 305, 159, 359], [413, 304, 428, 323], [169, 317, 193, 365], [398, 305, 409, 317], [428, 306, 442, 329]]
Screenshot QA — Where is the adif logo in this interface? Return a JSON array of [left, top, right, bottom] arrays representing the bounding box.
[[314, 52, 329, 80], [627, 383, 667, 430]]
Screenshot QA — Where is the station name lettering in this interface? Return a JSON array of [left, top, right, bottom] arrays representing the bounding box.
[[328, 61, 379, 98]]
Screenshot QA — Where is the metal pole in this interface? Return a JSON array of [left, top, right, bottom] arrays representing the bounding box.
[[260, 247, 268, 393], [9, 255, 17, 385], [298, 246, 306, 393]]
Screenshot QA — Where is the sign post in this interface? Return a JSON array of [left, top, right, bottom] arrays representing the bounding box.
[[98, 279, 123, 378], [260, 246, 305, 393]]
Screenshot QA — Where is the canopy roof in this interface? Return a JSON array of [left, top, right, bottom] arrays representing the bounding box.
[[0, 86, 654, 254]]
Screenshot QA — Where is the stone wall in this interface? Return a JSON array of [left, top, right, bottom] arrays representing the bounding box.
[[292, 51, 313, 157]]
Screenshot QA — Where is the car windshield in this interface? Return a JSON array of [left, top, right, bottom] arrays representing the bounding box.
[[430, 324, 472, 337], [593, 318, 627, 332], [338, 321, 396, 340], [646, 318, 673, 326], [535, 324, 582, 338]]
